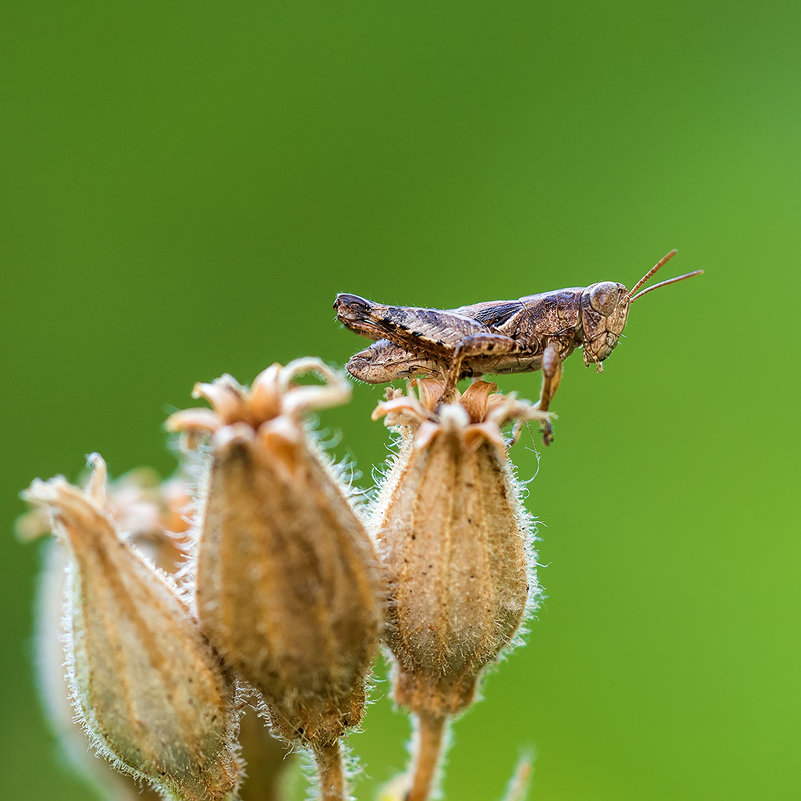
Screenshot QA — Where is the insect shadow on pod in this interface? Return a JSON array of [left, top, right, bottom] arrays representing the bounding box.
[[334, 249, 702, 445]]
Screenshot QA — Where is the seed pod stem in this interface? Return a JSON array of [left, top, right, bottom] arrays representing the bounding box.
[[237, 705, 293, 801], [313, 741, 345, 801], [408, 712, 447, 801]]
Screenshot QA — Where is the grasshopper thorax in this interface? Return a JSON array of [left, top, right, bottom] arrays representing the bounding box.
[[579, 281, 630, 368]]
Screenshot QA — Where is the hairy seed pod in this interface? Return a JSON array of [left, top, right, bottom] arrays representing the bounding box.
[[167, 358, 383, 799], [22, 469, 193, 801], [22, 456, 241, 801], [34, 541, 164, 801], [373, 380, 545, 716], [371, 380, 547, 801]]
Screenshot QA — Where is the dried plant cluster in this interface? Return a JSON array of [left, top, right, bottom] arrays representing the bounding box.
[[19, 357, 550, 801]]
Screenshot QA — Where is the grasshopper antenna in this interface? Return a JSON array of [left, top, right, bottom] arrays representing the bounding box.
[[627, 249, 677, 298], [627, 249, 703, 303], [629, 269, 703, 302]]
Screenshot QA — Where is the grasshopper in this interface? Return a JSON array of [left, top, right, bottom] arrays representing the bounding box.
[[334, 250, 702, 444]]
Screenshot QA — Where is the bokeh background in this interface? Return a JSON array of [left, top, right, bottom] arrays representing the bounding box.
[[2, 2, 799, 799]]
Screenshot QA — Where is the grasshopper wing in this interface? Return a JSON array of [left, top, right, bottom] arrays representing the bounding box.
[[334, 293, 491, 353], [453, 299, 525, 330]]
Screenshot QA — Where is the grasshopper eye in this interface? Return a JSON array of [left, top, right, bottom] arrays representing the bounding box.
[[589, 282, 619, 316]]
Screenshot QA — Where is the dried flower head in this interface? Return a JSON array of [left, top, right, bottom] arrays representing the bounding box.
[[19, 466, 193, 574], [371, 380, 548, 801], [22, 456, 241, 801], [167, 358, 384, 799]]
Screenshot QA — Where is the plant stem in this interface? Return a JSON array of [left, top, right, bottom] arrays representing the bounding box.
[[313, 741, 345, 801], [408, 712, 447, 801]]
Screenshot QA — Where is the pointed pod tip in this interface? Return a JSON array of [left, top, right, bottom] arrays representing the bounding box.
[[21, 476, 61, 507], [85, 452, 105, 469]]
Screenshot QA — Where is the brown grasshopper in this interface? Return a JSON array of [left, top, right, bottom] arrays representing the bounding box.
[[334, 249, 702, 444]]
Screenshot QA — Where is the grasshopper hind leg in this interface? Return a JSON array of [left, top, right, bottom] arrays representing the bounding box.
[[346, 339, 444, 384]]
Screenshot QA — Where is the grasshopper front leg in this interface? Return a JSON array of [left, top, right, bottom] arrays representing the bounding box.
[[535, 341, 563, 446]]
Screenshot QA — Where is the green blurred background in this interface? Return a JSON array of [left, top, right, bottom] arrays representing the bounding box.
[[2, 2, 799, 799]]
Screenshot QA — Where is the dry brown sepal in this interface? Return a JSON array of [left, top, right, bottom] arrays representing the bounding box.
[[371, 379, 548, 801], [167, 358, 384, 800], [25, 468, 194, 801], [18, 467, 192, 553], [22, 456, 242, 801]]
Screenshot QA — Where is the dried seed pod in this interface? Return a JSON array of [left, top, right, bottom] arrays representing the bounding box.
[[371, 380, 548, 801], [34, 541, 163, 801], [22, 456, 241, 801], [23, 468, 193, 801], [167, 358, 383, 799]]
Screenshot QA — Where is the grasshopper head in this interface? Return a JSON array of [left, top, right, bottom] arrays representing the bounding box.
[[579, 250, 703, 371], [579, 282, 630, 369]]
